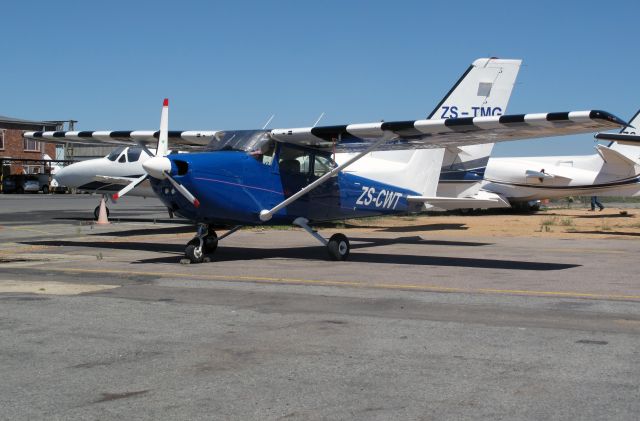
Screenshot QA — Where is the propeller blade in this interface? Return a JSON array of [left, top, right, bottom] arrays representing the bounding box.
[[112, 174, 148, 201], [157, 98, 169, 157], [165, 171, 200, 208]]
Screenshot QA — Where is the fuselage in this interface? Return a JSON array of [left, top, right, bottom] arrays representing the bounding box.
[[54, 146, 155, 197], [150, 145, 420, 226], [482, 147, 640, 201]]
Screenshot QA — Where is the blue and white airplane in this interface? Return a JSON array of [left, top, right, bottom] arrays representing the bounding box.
[[25, 96, 626, 263], [49, 57, 522, 218]]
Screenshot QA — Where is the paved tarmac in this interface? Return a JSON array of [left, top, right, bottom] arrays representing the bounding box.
[[0, 195, 639, 420]]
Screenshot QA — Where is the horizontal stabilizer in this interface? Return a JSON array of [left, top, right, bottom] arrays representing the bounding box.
[[595, 132, 640, 146], [408, 191, 510, 210]]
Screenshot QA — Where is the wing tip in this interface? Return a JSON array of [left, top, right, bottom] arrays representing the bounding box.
[[589, 110, 627, 126]]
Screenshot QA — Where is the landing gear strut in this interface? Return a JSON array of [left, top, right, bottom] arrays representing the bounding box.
[[293, 217, 350, 261], [183, 224, 242, 263]]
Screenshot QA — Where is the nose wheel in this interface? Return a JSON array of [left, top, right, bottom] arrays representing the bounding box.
[[184, 224, 218, 263]]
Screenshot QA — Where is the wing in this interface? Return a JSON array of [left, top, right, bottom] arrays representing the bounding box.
[[270, 110, 626, 152], [595, 132, 640, 146], [93, 175, 142, 186], [23, 130, 219, 149]]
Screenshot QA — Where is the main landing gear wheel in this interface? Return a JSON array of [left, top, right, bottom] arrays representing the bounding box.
[[94, 205, 110, 219], [327, 233, 350, 261]]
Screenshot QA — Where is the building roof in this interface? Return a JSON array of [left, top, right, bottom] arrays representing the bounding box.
[[0, 115, 69, 131]]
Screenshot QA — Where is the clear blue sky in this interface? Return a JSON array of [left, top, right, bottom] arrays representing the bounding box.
[[3, 0, 638, 156]]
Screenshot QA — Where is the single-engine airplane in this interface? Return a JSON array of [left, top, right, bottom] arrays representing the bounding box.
[[25, 96, 625, 263], [49, 57, 522, 218]]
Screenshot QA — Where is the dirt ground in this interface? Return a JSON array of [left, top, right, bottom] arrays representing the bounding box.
[[338, 208, 640, 240]]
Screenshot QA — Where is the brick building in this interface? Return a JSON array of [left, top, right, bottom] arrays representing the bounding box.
[[0, 115, 68, 177]]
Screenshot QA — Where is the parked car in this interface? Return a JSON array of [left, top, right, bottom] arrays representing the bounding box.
[[2, 176, 17, 193], [2, 174, 50, 194]]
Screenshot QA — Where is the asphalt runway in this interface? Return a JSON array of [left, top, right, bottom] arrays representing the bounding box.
[[1, 195, 639, 420]]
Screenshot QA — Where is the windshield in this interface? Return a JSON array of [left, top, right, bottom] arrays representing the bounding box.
[[106, 146, 126, 161], [203, 130, 272, 153]]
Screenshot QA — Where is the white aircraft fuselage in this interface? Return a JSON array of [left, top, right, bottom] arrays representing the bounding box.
[[54, 146, 155, 198], [481, 142, 640, 201]]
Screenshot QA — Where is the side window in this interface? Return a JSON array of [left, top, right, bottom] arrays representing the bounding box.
[[313, 155, 335, 177], [106, 146, 126, 161], [118, 153, 127, 163], [127, 147, 142, 162], [278, 145, 311, 175]]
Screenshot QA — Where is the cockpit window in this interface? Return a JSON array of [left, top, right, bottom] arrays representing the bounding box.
[[118, 154, 127, 163], [127, 147, 142, 162], [204, 130, 272, 153], [106, 146, 126, 161]]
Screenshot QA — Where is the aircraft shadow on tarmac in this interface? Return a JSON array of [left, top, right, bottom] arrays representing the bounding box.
[[571, 213, 635, 219], [318, 222, 469, 233], [23, 236, 578, 271], [569, 230, 640, 237], [54, 216, 190, 225], [86, 225, 196, 237]]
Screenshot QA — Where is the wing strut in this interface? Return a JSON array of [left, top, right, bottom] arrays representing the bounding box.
[[259, 136, 389, 221]]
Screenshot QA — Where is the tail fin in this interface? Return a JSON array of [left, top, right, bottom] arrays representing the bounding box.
[[620, 108, 640, 134], [427, 57, 521, 120], [435, 58, 522, 197]]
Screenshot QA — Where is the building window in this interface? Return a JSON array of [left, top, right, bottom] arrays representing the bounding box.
[[0, 130, 4, 150], [23, 137, 41, 152]]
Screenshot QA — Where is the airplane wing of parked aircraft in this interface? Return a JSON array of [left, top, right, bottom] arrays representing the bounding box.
[[27, 111, 624, 152], [595, 133, 640, 145], [268, 111, 624, 151]]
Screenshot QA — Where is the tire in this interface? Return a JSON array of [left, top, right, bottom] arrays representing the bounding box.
[[93, 205, 110, 220], [185, 239, 205, 263], [42, 185, 49, 194], [327, 233, 350, 261], [188, 233, 217, 254], [204, 232, 218, 254]]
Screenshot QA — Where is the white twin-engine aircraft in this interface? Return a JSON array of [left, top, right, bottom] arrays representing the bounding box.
[[49, 57, 524, 217]]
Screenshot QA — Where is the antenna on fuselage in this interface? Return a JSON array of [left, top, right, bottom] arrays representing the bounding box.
[[312, 112, 325, 128], [261, 114, 275, 130]]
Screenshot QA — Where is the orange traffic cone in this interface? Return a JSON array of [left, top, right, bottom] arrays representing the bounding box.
[[96, 197, 110, 225]]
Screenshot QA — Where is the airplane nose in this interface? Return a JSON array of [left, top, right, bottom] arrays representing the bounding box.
[[53, 166, 70, 186], [142, 156, 172, 179]]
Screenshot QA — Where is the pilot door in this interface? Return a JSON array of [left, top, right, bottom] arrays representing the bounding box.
[[275, 144, 340, 221]]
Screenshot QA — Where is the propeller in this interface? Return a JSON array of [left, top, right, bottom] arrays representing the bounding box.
[[112, 99, 200, 208]]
